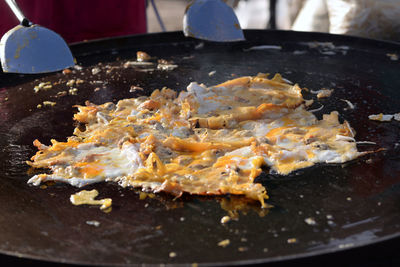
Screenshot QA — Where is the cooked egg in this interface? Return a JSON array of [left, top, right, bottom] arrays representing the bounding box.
[[27, 74, 364, 207]]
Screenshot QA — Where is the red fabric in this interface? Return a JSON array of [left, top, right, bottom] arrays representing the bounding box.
[[0, 0, 147, 43]]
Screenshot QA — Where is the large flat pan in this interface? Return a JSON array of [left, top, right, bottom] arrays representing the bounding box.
[[0, 30, 400, 265]]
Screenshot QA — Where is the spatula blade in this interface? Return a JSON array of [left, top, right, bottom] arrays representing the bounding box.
[[183, 0, 245, 42], [0, 25, 74, 74]]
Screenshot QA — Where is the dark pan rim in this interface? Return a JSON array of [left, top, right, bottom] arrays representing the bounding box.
[[1, 29, 400, 266]]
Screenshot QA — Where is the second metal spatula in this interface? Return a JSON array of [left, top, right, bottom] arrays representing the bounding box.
[[0, 0, 74, 74], [183, 0, 245, 42]]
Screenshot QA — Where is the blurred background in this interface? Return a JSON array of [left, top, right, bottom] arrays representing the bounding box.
[[148, 0, 400, 41], [1, 0, 399, 43]]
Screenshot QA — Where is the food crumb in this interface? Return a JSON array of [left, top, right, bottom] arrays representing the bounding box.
[[218, 239, 230, 247], [86, 220, 100, 227], [304, 217, 317, 225], [346, 197, 352, 201], [92, 67, 101, 75], [69, 88, 78, 95], [387, 53, 399, 61], [326, 214, 333, 220], [137, 51, 152, 62], [130, 85, 144, 92], [157, 62, 178, 71], [208, 70, 216, 76], [368, 113, 393, 121], [56, 91, 68, 97], [139, 191, 147, 200], [66, 79, 75, 87], [169, 252, 177, 258], [311, 88, 334, 99], [194, 42, 204, 50], [287, 238, 297, 244], [62, 68, 72, 74], [70, 189, 112, 211], [37, 104, 42, 109], [139, 191, 155, 200], [92, 80, 104, 84], [263, 248, 269, 253], [238, 246, 248, 252], [34, 82, 52, 93], [43, 101, 56, 107], [101, 198, 112, 211], [327, 220, 336, 226], [220, 215, 231, 224]]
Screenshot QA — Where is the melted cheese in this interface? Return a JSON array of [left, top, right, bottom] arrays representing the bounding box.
[[27, 74, 364, 207]]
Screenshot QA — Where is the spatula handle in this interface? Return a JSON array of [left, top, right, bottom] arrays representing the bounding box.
[[5, 0, 31, 27]]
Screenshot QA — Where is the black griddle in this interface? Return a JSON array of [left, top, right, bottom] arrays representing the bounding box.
[[0, 30, 400, 266]]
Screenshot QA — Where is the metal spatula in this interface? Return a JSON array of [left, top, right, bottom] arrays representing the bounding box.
[[183, 0, 245, 42], [0, 0, 74, 74]]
